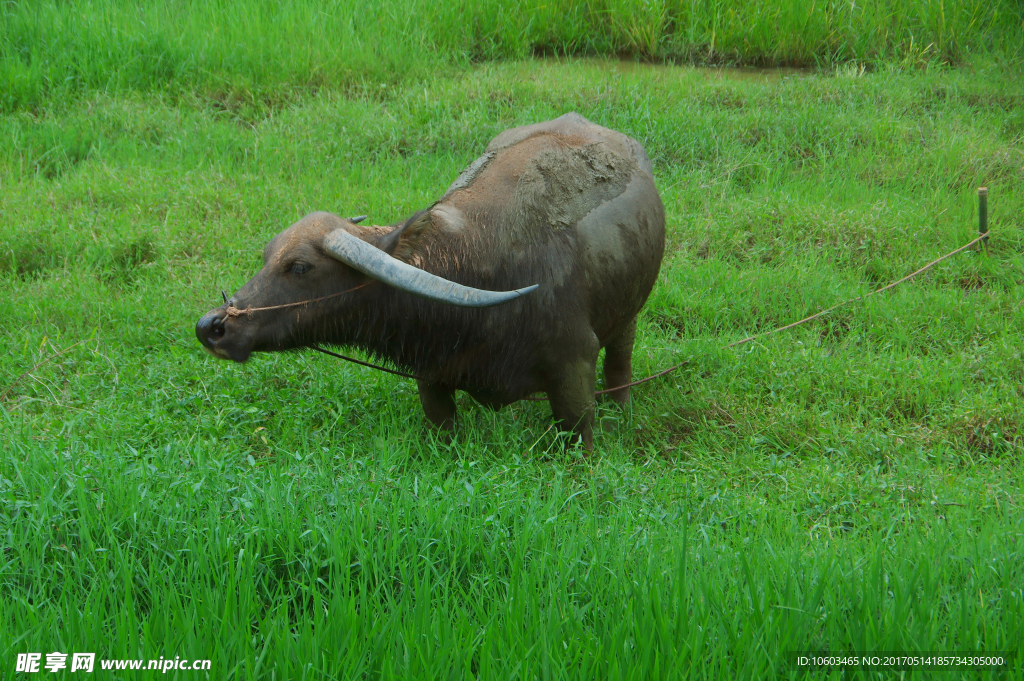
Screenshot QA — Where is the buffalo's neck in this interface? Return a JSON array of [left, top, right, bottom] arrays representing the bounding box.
[[350, 286, 475, 372], [326, 284, 532, 395]]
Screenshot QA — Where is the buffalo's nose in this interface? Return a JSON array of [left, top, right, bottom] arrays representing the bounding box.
[[196, 310, 227, 349]]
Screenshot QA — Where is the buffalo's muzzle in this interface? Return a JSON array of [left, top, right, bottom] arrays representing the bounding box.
[[196, 310, 228, 355]]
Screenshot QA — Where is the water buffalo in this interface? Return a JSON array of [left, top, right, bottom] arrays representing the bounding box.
[[196, 112, 665, 449]]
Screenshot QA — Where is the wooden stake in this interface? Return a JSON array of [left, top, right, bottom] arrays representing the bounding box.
[[978, 187, 989, 254]]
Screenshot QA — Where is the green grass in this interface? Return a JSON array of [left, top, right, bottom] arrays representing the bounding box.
[[2, 0, 1022, 114], [2, 24, 1024, 681]]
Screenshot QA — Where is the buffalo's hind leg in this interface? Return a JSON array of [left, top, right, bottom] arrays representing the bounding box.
[[417, 381, 456, 434], [602, 316, 636, 406], [546, 340, 599, 452]]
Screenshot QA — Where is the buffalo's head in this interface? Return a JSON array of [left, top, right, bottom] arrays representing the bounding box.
[[196, 211, 536, 362]]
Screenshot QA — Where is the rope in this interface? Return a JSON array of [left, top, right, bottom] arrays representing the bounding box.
[[225, 281, 371, 317], [529, 231, 990, 401], [311, 231, 990, 400], [2, 232, 988, 409], [310, 345, 418, 379], [723, 231, 990, 349]]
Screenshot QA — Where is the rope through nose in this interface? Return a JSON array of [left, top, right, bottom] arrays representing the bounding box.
[[225, 282, 372, 318]]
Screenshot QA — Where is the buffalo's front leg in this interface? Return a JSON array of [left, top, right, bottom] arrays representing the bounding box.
[[417, 381, 456, 432], [546, 346, 598, 452]]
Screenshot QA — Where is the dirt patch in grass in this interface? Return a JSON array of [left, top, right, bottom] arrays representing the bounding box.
[[956, 273, 985, 291], [818, 315, 852, 344], [647, 310, 688, 339], [634, 402, 738, 451], [947, 414, 1020, 457]]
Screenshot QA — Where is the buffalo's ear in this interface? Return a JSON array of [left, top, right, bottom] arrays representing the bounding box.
[[375, 209, 432, 261]]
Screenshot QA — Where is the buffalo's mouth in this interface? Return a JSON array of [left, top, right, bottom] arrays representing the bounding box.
[[196, 308, 252, 362]]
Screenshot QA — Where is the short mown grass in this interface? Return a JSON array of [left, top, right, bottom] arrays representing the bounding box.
[[1, 25, 1023, 681]]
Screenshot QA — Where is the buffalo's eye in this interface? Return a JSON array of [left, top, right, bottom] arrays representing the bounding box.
[[290, 262, 311, 275]]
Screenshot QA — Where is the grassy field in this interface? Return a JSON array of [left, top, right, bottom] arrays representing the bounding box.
[[2, 0, 1022, 114], [2, 3, 1024, 680]]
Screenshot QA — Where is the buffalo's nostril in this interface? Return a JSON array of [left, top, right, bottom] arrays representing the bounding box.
[[196, 311, 227, 348]]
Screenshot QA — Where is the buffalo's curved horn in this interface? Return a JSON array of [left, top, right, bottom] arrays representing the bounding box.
[[322, 229, 539, 308], [348, 215, 368, 224]]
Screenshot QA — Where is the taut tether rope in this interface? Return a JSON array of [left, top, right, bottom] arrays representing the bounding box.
[[556, 229, 994, 400]]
